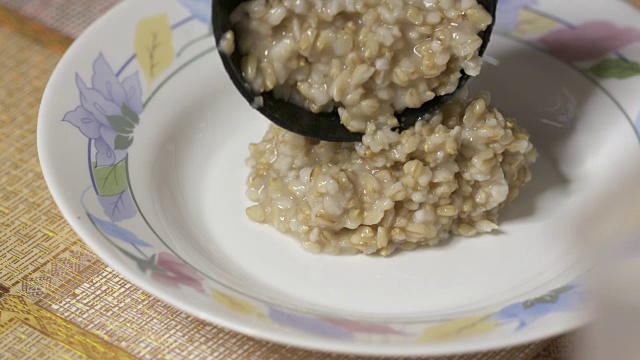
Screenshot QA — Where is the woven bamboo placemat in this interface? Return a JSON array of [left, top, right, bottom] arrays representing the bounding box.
[[0, 2, 570, 359]]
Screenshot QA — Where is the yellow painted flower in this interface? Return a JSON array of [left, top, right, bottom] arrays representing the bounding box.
[[134, 13, 175, 84], [513, 10, 560, 38], [210, 289, 264, 319], [416, 315, 499, 343]]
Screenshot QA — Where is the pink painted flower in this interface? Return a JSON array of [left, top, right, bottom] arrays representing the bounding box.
[[539, 21, 640, 62], [152, 252, 205, 292]]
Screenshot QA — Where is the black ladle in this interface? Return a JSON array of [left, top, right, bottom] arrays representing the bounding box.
[[212, 0, 498, 142]]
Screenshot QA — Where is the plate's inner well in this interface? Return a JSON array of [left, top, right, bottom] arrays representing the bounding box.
[[126, 35, 638, 318]]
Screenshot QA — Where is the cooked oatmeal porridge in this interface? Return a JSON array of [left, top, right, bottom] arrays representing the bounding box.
[[230, 0, 536, 255], [246, 94, 537, 255], [230, 0, 493, 132]]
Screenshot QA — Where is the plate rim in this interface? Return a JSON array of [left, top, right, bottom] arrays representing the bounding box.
[[36, 0, 627, 355]]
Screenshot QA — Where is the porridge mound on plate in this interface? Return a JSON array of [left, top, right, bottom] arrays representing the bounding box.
[[246, 94, 538, 255], [230, 0, 538, 255], [230, 0, 493, 132]]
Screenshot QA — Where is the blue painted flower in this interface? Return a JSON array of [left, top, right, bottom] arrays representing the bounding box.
[[268, 307, 353, 339], [91, 203, 144, 240], [63, 54, 143, 167], [495, 0, 537, 32], [179, 0, 212, 24], [490, 283, 583, 330]]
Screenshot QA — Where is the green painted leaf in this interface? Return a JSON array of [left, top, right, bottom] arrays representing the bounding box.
[[534, 294, 558, 304], [588, 59, 640, 79], [106, 104, 139, 137], [522, 285, 576, 309], [522, 300, 535, 309], [107, 115, 135, 135], [549, 285, 575, 295], [114, 134, 134, 150], [117, 249, 166, 274], [93, 159, 128, 196], [121, 103, 140, 125]]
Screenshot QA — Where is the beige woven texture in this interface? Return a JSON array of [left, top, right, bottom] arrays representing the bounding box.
[[0, 1, 569, 359]]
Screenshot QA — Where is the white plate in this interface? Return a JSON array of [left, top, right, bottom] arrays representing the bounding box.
[[38, 0, 640, 356]]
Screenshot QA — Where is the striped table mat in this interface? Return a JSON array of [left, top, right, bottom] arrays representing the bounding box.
[[0, 1, 570, 359]]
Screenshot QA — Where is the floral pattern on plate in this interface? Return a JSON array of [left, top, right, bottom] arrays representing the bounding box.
[[58, 0, 639, 346]]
